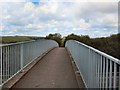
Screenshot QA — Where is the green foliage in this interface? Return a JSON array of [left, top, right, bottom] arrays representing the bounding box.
[[64, 33, 90, 46], [45, 33, 62, 46]]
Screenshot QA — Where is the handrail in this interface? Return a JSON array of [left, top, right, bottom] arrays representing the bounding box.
[[1, 40, 35, 46], [66, 40, 120, 88], [74, 40, 120, 64], [1, 39, 46, 47], [0, 39, 58, 87]]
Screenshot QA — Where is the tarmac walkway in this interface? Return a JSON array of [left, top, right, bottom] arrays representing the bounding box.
[[11, 47, 84, 88]]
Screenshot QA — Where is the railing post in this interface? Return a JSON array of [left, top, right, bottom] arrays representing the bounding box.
[[20, 44, 23, 69]]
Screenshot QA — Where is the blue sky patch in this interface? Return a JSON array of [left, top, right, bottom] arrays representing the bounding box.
[[27, 0, 40, 5]]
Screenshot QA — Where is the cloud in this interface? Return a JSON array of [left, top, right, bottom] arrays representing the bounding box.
[[0, 0, 118, 37], [78, 19, 91, 29], [39, 0, 119, 2], [0, 0, 26, 2]]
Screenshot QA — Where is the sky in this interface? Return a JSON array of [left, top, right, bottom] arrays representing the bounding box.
[[0, 0, 119, 38]]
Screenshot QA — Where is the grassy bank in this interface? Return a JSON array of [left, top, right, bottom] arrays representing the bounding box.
[[0, 36, 45, 44]]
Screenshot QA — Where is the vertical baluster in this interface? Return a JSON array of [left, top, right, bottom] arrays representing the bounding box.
[[14, 45, 16, 74], [6, 46, 8, 80], [113, 63, 117, 88], [88, 48, 90, 87], [102, 57, 105, 88], [10, 46, 12, 77], [94, 52, 96, 87], [99, 55, 102, 88], [16, 45, 19, 72], [97, 53, 100, 88], [8, 46, 10, 78], [9, 46, 11, 78], [105, 59, 108, 88], [11, 46, 13, 75], [90, 50, 92, 88], [2, 47, 4, 83], [109, 60, 112, 88], [20, 44, 23, 69], [5, 47, 6, 81], [96, 53, 99, 88]]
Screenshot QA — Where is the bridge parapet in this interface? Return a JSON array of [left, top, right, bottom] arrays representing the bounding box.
[[66, 40, 120, 89], [0, 39, 58, 87]]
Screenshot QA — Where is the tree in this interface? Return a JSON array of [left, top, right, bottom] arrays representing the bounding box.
[[45, 33, 62, 46]]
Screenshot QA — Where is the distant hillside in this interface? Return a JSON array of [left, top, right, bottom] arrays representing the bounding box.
[[0, 36, 45, 44]]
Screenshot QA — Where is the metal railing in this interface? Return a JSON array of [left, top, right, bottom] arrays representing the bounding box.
[[66, 40, 120, 88], [0, 39, 58, 86]]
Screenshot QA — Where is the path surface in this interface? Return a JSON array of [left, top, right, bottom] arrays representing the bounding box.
[[12, 47, 79, 88]]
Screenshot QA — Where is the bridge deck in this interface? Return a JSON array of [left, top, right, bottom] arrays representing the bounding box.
[[11, 47, 83, 88]]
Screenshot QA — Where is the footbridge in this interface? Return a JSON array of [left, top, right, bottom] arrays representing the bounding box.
[[0, 39, 120, 89]]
